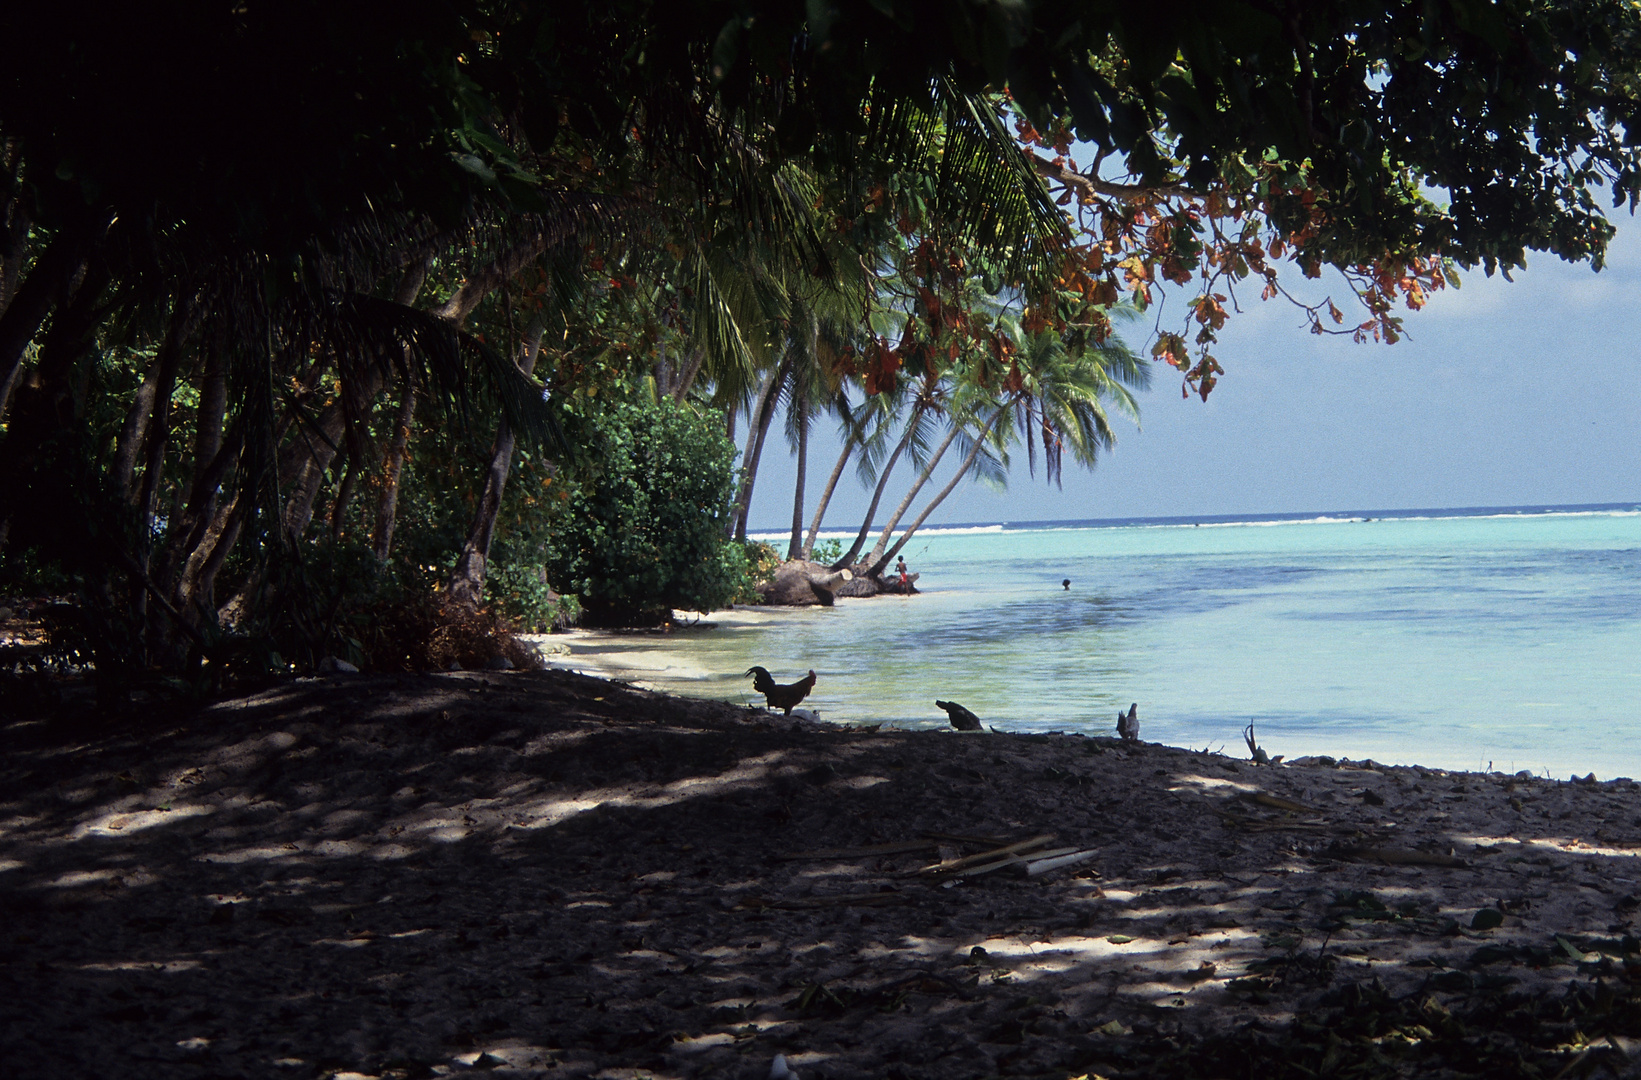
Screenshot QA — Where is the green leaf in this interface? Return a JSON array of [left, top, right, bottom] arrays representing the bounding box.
[[453, 153, 496, 182]]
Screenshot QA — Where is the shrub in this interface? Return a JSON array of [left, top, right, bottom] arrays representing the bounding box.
[[484, 560, 579, 631], [736, 540, 782, 602], [810, 537, 843, 565], [355, 591, 543, 672], [544, 396, 747, 626]]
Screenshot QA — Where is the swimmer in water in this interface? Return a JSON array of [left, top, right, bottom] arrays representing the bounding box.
[[1062, 578, 1071, 590]]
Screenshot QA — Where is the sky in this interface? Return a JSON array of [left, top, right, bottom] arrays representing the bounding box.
[[747, 213, 1641, 532]]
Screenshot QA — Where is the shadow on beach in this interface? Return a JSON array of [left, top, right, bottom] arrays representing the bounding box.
[[3, 671, 1640, 1078]]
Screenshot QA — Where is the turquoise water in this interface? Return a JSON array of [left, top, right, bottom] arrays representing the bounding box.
[[594, 505, 1641, 779]]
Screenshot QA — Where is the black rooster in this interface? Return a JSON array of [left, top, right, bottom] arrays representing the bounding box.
[[745, 666, 816, 715]]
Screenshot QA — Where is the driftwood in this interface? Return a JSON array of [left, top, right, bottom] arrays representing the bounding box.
[[917, 834, 1056, 877], [927, 844, 1099, 880], [1244, 723, 1283, 765], [755, 560, 855, 606], [830, 564, 919, 598], [1022, 848, 1100, 877]]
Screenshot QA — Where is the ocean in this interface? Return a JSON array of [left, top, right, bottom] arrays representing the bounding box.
[[564, 504, 1641, 780]]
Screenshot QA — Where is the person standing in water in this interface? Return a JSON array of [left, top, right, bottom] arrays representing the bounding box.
[[895, 556, 910, 588]]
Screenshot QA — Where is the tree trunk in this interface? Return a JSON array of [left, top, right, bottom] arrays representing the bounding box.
[[446, 319, 546, 610], [433, 237, 543, 324], [156, 420, 243, 592], [279, 399, 347, 541], [113, 352, 167, 504], [0, 135, 27, 317], [787, 382, 808, 560], [329, 453, 358, 538], [123, 294, 201, 641], [868, 400, 1012, 578], [653, 338, 672, 397], [372, 374, 417, 560], [0, 229, 89, 420], [133, 295, 201, 535], [755, 560, 853, 606], [865, 419, 961, 566], [279, 259, 428, 542], [0, 355, 22, 428], [728, 371, 775, 539], [828, 376, 937, 570], [8, 256, 108, 431], [189, 502, 244, 622], [0, 246, 111, 553], [801, 437, 853, 560], [671, 347, 706, 401], [191, 340, 228, 496], [730, 356, 791, 542]]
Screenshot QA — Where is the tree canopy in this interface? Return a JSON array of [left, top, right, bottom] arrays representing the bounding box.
[[3, 0, 1640, 685]]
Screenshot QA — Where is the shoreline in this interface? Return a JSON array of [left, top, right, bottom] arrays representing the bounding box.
[[4, 668, 1641, 1077], [523, 611, 1633, 783]]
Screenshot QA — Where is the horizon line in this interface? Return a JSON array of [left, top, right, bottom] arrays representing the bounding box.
[[747, 498, 1641, 536]]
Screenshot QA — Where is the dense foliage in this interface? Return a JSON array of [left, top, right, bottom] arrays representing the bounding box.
[[546, 397, 746, 626], [4, 1, 1641, 695]]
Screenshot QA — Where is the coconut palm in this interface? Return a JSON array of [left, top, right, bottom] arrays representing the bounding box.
[[800, 385, 894, 560], [864, 317, 1150, 580]]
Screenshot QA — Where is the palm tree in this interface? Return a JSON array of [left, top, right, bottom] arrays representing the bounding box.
[[799, 384, 889, 560], [827, 365, 947, 571], [864, 318, 1150, 579]]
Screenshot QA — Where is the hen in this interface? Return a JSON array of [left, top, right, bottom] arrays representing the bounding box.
[[1116, 703, 1139, 741], [745, 666, 816, 715]]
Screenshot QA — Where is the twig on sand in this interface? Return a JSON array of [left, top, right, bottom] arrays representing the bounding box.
[[1245, 723, 1283, 765], [916, 834, 1057, 877]]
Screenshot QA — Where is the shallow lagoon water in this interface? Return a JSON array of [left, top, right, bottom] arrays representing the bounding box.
[[558, 505, 1641, 780]]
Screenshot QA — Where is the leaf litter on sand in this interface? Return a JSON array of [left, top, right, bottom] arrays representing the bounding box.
[[4, 669, 1641, 1078]]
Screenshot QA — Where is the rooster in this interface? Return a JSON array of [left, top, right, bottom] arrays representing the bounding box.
[[744, 666, 816, 715]]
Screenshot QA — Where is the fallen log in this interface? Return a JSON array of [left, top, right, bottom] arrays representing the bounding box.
[[755, 560, 855, 606]]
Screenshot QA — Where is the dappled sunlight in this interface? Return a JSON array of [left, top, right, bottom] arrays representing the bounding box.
[[1518, 835, 1641, 859], [43, 867, 125, 888], [7, 672, 1641, 1079], [1169, 772, 1260, 794], [70, 804, 214, 839], [74, 958, 207, 973], [0, 813, 46, 838]]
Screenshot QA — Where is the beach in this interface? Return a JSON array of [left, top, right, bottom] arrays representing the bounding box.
[[5, 668, 1641, 1079]]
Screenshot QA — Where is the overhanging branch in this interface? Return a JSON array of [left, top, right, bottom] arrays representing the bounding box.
[[1028, 153, 1200, 203]]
